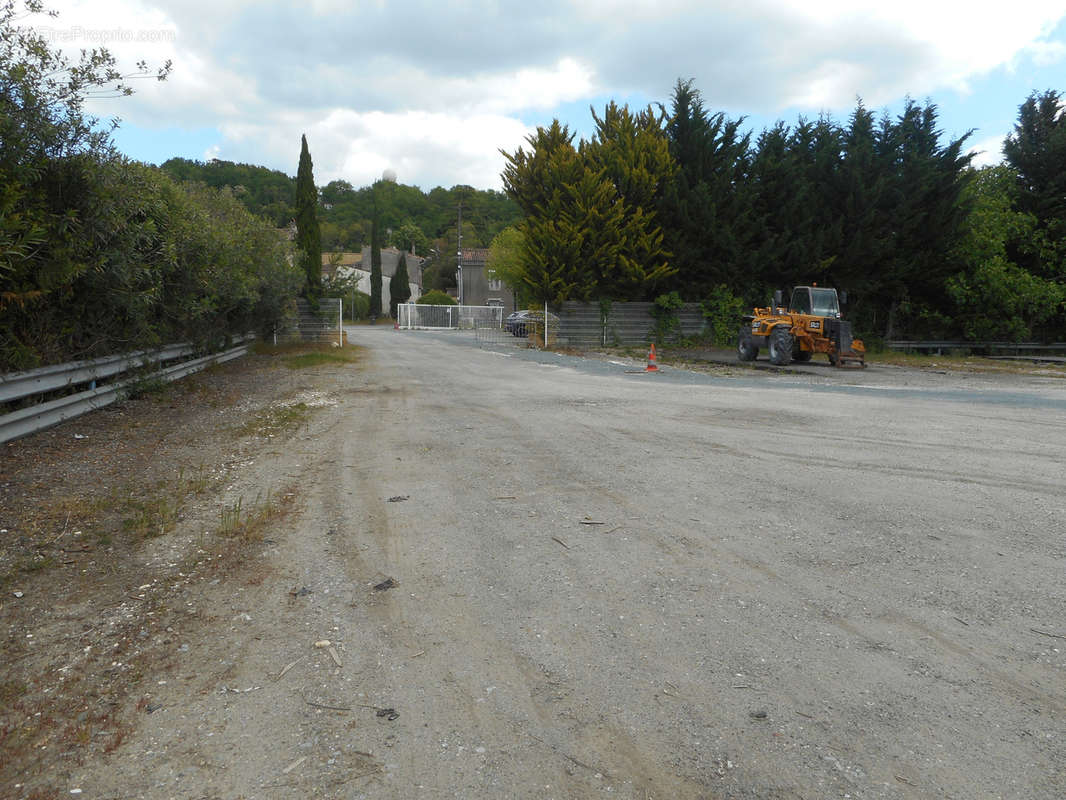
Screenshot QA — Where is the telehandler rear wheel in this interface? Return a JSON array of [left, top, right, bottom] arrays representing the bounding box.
[[768, 326, 793, 366]]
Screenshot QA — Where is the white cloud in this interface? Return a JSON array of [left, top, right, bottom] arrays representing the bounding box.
[[1023, 39, 1066, 67], [968, 135, 1006, 168], [444, 58, 597, 115], [213, 108, 532, 190], [25, 0, 1066, 188]]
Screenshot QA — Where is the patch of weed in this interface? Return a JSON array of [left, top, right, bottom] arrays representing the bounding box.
[[218, 489, 293, 543], [124, 373, 170, 400], [177, 463, 211, 494], [121, 492, 178, 539], [20, 554, 56, 573], [252, 341, 361, 368], [0, 680, 27, 704], [282, 351, 357, 369], [236, 402, 310, 438]]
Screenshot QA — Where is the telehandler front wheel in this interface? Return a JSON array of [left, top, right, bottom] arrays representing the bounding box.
[[737, 327, 758, 361], [768, 326, 794, 366]]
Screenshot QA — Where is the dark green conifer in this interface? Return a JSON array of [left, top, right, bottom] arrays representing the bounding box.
[[294, 135, 321, 297], [370, 190, 383, 318], [389, 253, 412, 317]]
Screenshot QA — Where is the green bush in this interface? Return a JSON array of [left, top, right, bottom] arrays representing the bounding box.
[[651, 291, 683, 343], [0, 160, 303, 369], [0, 4, 300, 370], [415, 289, 458, 305], [350, 290, 371, 320], [701, 285, 747, 346]]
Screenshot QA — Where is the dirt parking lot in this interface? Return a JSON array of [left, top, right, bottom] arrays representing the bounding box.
[[2, 331, 1064, 799]]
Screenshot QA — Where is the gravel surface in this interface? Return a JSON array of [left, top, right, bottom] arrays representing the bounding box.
[[3, 328, 1064, 799]]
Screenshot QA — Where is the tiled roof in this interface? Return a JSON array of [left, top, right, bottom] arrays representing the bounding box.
[[322, 252, 363, 267]]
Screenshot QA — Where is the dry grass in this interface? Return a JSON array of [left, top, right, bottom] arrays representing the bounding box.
[[868, 350, 1066, 377]]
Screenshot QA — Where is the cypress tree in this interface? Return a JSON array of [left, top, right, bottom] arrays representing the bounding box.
[[1003, 90, 1066, 278], [294, 134, 321, 297], [659, 79, 753, 298], [876, 100, 973, 336], [389, 253, 412, 317], [370, 189, 383, 319]]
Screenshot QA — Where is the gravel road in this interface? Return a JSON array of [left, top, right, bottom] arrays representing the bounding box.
[[67, 327, 1066, 799]]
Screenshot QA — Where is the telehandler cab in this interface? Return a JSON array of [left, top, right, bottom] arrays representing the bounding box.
[[738, 285, 865, 368]]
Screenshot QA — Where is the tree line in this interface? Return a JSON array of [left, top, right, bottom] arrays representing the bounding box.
[[160, 159, 523, 295], [498, 80, 1066, 343]]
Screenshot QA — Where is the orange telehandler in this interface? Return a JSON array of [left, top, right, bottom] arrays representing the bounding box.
[[738, 285, 865, 368]]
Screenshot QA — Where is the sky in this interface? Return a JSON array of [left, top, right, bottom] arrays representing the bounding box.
[[35, 1, 1066, 192]]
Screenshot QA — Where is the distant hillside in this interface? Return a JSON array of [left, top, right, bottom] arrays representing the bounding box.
[[317, 180, 521, 255], [159, 158, 521, 262], [160, 158, 297, 228]]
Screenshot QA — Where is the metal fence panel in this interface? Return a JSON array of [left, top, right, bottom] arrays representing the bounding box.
[[459, 306, 504, 329], [557, 302, 707, 347], [277, 298, 342, 344], [474, 324, 526, 348]]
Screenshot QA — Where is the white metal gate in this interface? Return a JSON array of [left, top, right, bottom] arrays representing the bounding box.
[[397, 304, 503, 330]]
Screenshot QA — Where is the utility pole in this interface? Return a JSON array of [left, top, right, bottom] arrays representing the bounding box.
[[456, 200, 463, 306]]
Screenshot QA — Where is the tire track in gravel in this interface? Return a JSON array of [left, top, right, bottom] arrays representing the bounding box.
[[317, 345, 719, 799]]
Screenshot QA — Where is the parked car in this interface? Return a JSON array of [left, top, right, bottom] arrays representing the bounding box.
[[505, 310, 532, 336], [505, 309, 559, 337]]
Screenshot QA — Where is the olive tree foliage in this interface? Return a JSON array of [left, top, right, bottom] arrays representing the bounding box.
[[0, 0, 170, 304], [0, 2, 303, 370]]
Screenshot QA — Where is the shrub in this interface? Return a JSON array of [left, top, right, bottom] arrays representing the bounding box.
[[0, 160, 303, 369], [415, 289, 457, 305], [350, 290, 371, 320], [651, 291, 683, 343], [701, 285, 747, 346]]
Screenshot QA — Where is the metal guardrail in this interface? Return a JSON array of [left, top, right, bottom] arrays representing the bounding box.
[[0, 342, 196, 404], [885, 340, 1066, 355], [0, 336, 254, 444]]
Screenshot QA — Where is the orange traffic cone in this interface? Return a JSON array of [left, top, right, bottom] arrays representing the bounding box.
[[645, 343, 659, 372]]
